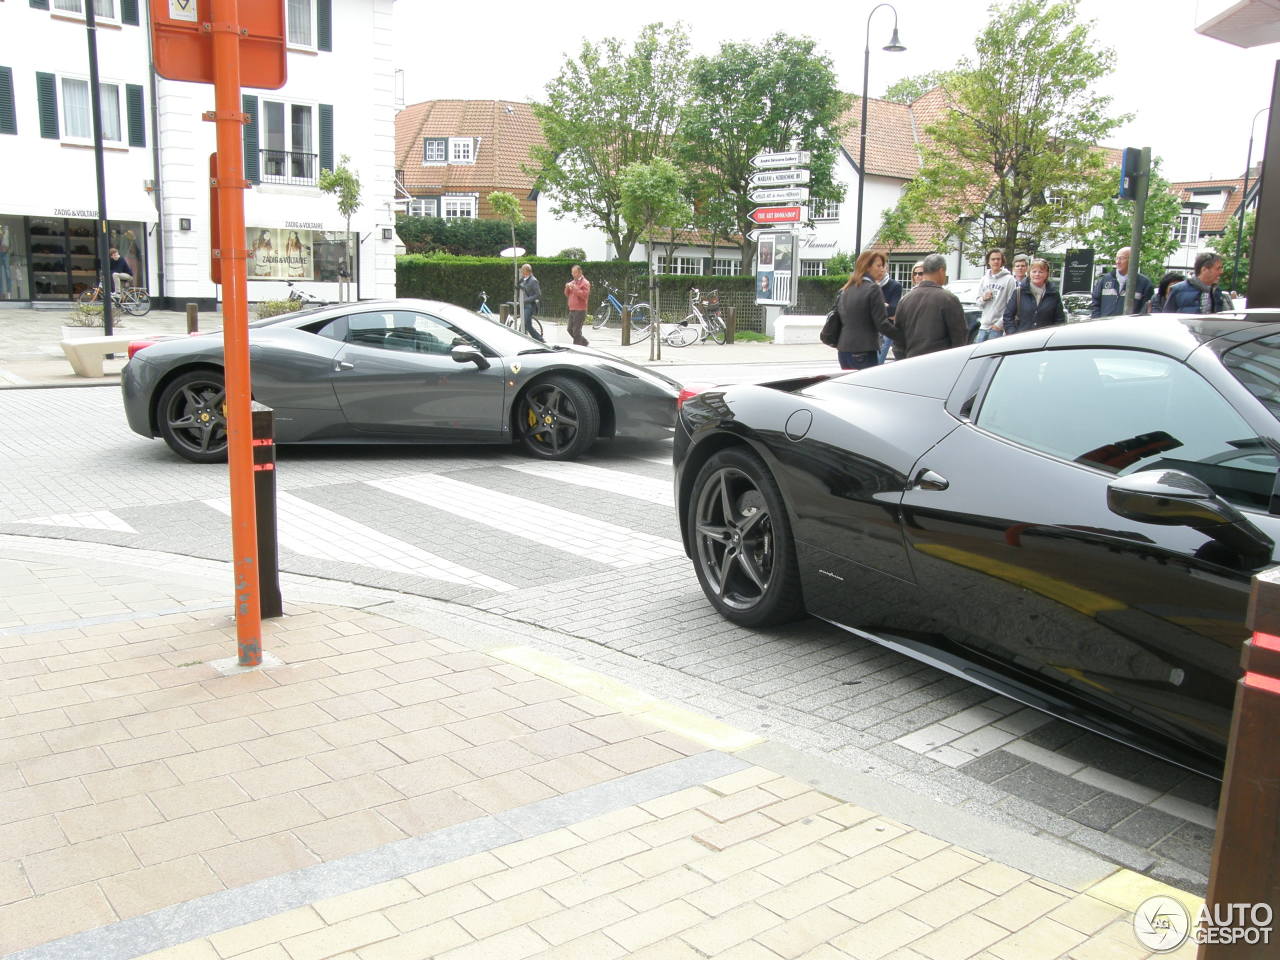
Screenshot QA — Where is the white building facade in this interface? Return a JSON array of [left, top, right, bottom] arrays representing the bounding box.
[[0, 0, 396, 309]]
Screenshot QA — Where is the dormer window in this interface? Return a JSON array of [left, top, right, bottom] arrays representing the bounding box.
[[422, 138, 446, 164], [1190, 189, 1226, 212], [449, 137, 475, 163]]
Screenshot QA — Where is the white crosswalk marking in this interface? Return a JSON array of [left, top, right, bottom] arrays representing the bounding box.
[[502, 461, 673, 507], [16, 510, 136, 533], [368, 473, 683, 568], [203, 493, 515, 593]]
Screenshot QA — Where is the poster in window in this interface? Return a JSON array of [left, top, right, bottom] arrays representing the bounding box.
[[246, 227, 315, 280]]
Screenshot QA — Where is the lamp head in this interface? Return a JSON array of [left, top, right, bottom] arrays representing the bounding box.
[[884, 27, 906, 52]]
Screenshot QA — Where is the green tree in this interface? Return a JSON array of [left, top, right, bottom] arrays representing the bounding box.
[[884, 0, 1126, 261], [676, 34, 849, 269], [318, 154, 362, 302], [883, 70, 951, 104], [1211, 210, 1255, 295], [1079, 159, 1181, 282], [529, 23, 689, 262], [487, 191, 525, 307], [619, 158, 687, 360]]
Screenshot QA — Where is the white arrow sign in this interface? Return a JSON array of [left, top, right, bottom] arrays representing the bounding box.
[[749, 186, 810, 204], [749, 168, 811, 187], [751, 150, 812, 170]]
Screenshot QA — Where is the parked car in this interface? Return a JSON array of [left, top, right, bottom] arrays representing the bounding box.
[[943, 278, 983, 341], [674, 311, 1280, 775], [1063, 292, 1094, 322], [122, 299, 679, 463]]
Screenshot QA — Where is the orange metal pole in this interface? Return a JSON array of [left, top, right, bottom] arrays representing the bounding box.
[[210, 0, 262, 665]]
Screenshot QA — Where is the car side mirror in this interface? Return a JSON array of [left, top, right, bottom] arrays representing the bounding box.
[[450, 343, 488, 369]]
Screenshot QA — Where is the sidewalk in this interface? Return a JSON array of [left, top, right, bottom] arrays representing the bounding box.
[[0, 306, 837, 389], [0, 536, 1202, 960]]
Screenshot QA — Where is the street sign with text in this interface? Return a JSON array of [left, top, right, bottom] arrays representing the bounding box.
[[749, 205, 804, 224], [750, 150, 812, 170], [748, 168, 811, 187], [749, 186, 810, 204]]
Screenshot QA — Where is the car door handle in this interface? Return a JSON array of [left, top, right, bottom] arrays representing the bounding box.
[[913, 468, 949, 491], [334, 360, 354, 371]]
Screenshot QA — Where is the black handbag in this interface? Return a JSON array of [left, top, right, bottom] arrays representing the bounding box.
[[820, 301, 841, 347]]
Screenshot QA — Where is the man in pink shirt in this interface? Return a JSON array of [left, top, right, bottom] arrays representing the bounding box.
[[564, 264, 591, 346]]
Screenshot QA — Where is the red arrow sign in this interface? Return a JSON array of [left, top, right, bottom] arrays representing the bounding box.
[[749, 205, 802, 224]]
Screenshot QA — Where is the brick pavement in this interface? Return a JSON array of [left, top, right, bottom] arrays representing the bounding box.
[[0, 540, 1208, 959]]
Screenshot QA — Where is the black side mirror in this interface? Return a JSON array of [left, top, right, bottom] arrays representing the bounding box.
[[450, 343, 488, 369]]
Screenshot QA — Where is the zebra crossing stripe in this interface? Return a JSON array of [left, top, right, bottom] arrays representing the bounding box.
[[203, 493, 515, 593], [501, 460, 673, 507], [15, 510, 137, 533], [368, 473, 684, 568]]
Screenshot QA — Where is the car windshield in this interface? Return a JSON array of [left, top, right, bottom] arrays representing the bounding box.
[[1221, 333, 1280, 423], [946, 279, 982, 302]]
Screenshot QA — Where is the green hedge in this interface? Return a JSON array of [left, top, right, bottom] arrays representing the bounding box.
[[395, 216, 536, 256]]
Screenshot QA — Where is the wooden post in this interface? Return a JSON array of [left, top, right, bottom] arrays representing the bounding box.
[[251, 402, 282, 619], [726, 305, 737, 345], [1198, 564, 1280, 957], [186, 302, 199, 334], [621, 306, 630, 347]]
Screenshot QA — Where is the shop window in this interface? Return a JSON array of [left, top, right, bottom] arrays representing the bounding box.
[[0, 217, 29, 300], [246, 227, 353, 283]]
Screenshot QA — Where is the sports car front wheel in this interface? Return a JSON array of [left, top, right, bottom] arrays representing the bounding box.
[[517, 375, 600, 460], [157, 369, 228, 463], [690, 447, 804, 626]]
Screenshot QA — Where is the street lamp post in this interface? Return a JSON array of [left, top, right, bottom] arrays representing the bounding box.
[[855, 3, 905, 256], [1232, 107, 1268, 294]]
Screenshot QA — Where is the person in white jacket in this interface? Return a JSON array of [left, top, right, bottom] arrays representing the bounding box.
[[975, 248, 1016, 342]]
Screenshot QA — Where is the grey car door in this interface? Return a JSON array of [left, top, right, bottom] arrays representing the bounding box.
[[329, 309, 507, 440]]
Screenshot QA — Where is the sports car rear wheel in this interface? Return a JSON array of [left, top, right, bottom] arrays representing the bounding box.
[[157, 369, 228, 463], [690, 448, 803, 626], [517, 375, 599, 460]]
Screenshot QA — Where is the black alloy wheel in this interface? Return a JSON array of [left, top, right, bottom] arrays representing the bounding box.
[[690, 447, 803, 626], [517, 375, 599, 460], [156, 369, 229, 463]]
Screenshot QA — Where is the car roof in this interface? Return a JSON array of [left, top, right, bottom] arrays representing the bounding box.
[[970, 313, 1280, 362]]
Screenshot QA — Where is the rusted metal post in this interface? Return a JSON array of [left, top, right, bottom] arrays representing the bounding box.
[[621, 306, 631, 347], [1198, 565, 1280, 957], [186, 302, 199, 334], [726, 305, 737, 345], [251, 402, 282, 619]]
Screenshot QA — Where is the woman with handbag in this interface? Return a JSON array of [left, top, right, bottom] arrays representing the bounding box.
[[1002, 258, 1065, 335], [827, 251, 893, 370]]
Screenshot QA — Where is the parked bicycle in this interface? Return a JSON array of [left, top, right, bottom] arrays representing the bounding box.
[[480, 289, 544, 340], [285, 280, 323, 306], [77, 282, 151, 317], [592, 282, 652, 342], [664, 288, 727, 348]]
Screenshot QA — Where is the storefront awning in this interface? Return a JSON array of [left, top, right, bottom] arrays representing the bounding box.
[[2, 196, 160, 223]]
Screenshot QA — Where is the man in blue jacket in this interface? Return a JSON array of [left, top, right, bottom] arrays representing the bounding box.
[[1090, 247, 1153, 317], [1164, 252, 1233, 314]]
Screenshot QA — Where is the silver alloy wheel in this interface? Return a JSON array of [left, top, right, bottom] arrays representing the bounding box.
[[693, 465, 775, 611]]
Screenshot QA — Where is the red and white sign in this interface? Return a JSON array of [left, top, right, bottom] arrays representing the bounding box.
[[749, 205, 803, 224]]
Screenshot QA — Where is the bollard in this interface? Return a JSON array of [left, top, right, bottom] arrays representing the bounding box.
[[621, 306, 631, 346], [726, 305, 737, 345], [1198, 565, 1280, 957], [499, 302, 510, 328], [186, 302, 199, 334], [251, 401, 283, 621]]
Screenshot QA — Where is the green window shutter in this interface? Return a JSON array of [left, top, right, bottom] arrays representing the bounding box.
[[36, 72, 58, 139], [0, 68, 15, 135], [242, 94, 259, 183], [318, 103, 333, 173], [317, 0, 332, 52], [30, 0, 50, 9], [120, 0, 139, 24], [126, 83, 145, 146]]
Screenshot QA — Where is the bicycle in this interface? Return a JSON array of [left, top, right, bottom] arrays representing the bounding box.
[[591, 281, 652, 342], [482, 290, 544, 340], [285, 280, 323, 306], [77, 282, 151, 317], [664, 288, 727, 348]]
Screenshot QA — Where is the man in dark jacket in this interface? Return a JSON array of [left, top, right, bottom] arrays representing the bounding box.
[[1090, 246, 1153, 316], [876, 270, 903, 363], [1165, 252, 1233, 314], [893, 254, 968, 359], [518, 263, 544, 341]]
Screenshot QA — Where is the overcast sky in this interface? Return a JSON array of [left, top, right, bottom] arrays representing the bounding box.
[[393, 0, 1275, 184]]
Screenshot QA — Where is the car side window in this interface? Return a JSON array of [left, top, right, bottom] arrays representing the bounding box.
[[975, 348, 1279, 509], [345, 311, 473, 356]]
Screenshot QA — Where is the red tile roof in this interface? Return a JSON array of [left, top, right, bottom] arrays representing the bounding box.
[[395, 100, 546, 197], [840, 96, 919, 180], [1170, 177, 1248, 233]]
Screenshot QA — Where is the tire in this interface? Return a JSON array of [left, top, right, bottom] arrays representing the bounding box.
[[689, 447, 804, 627], [627, 303, 652, 343], [77, 287, 103, 308], [122, 288, 151, 316], [516, 375, 599, 460], [665, 317, 700, 348], [592, 304, 613, 330], [706, 315, 727, 345], [528, 316, 544, 341], [156, 369, 228, 463]]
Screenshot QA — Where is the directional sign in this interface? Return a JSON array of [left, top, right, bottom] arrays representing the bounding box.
[[751, 150, 812, 170], [749, 205, 804, 225], [749, 186, 810, 204], [749, 168, 811, 188]]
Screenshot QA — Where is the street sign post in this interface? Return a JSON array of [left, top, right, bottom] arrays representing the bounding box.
[[748, 168, 811, 188], [749, 206, 804, 225], [150, 0, 286, 667], [751, 150, 812, 170], [749, 186, 810, 205]]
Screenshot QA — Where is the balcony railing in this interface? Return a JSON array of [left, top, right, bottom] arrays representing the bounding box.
[[260, 149, 317, 186]]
